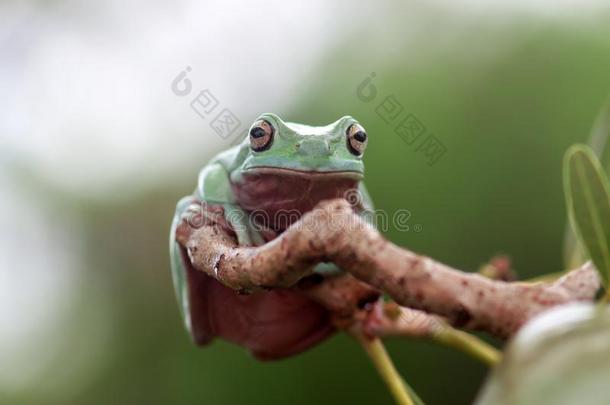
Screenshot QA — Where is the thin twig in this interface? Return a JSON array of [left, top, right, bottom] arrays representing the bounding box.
[[432, 326, 500, 366], [355, 335, 417, 405], [364, 303, 501, 366]]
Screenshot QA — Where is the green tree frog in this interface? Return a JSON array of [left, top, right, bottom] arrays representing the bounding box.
[[170, 113, 373, 360]]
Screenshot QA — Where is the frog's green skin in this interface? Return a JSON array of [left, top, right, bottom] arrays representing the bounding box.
[[169, 113, 373, 352]]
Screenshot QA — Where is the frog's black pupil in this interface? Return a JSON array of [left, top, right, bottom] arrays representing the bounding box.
[[250, 127, 266, 138], [354, 131, 367, 142]]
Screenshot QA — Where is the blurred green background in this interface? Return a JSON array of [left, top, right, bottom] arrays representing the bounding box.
[[2, 1, 610, 404]]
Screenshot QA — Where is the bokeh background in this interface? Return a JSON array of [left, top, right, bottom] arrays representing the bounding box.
[[2, 1, 610, 404]]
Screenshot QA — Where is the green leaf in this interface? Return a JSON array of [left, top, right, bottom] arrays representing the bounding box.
[[564, 99, 610, 269], [589, 98, 610, 174], [563, 144, 610, 287]]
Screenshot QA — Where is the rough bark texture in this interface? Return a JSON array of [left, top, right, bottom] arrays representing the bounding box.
[[176, 198, 601, 338]]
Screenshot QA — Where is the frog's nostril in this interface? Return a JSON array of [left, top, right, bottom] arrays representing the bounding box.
[[297, 139, 331, 156]]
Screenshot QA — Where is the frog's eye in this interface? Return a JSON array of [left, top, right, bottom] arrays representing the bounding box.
[[249, 120, 274, 151], [346, 123, 367, 156]]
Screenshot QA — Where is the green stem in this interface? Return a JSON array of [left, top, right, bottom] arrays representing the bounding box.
[[523, 271, 564, 283], [432, 325, 501, 367], [359, 337, 419, 405]]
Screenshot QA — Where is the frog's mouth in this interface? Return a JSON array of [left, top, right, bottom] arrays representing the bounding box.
[[242, 166, 364, 180], [233, 166, 364, 227]]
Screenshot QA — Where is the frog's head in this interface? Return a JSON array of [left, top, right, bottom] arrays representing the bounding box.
[[230, 113, 369, 227], [237, 113, 366, 179]]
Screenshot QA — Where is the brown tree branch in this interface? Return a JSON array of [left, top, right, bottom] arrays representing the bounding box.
[[176, 198, 601, 338]]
